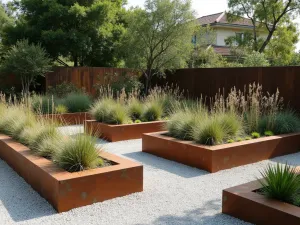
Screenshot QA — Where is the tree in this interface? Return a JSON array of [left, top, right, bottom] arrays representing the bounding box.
[[1, 40, 51, 94], [228, 0, 300, 53], [121, 0, 196, 93], [2, 0, 126, 67], [0, 1, 13, 62], [243, 51, 270, 67]]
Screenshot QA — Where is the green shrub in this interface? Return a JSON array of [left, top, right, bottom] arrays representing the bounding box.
[[135, 119, 142, 123], [54, 134, 103, 172], [193, 117, 225, 146], [31, 95, 56, 114], [55, 104, 68, 114], [47, 82, 82, 98], [142, 101, 163, 122], [128, 99, 143, 120], [244, 136, 252, 140], [272, 111, 300, 134], [259, 163, 300, 206], [236, 137, 243, 142], [91, 98, 129, 124], [227, 139, 234, 143], [251, 132, 261, 139], [264, 130, 274, 137], [244, 51, 270, 67], [63, 93, 91, 113]]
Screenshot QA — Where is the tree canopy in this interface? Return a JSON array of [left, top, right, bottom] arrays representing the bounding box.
[[121, 0, 196, 93], [228, 0, 300, 52], [2, 0, 126, 67]]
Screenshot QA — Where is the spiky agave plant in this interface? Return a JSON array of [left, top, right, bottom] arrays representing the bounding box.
[[259, 163, 300, 205], [54, 134, 103, 172]]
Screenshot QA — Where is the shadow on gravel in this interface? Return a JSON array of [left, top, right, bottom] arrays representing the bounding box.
[[123, 152, 208, 178], [270, 152, 300, 166], [0, 160, 55, 222], [135, 199, 247, 225]]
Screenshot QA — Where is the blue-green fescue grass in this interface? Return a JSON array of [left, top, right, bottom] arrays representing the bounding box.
[[91, 98, 130, 124], [272, 111, 300, 135], [63, 92, 92, 113], [54, 134, 103, 172], [259, 163, 300, 206]]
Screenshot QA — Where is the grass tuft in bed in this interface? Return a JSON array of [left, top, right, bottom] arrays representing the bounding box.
[[142, 101, 163, 122], [63, 93, 91, 113], [259, 163, 300, 206], [128, 99, 143, 121], [54, 134, 103, 172]]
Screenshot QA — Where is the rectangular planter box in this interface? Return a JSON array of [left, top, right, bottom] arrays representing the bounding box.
[[40, 112, 92, 125], [222, 178, 300, 225], [0, 134, 143, 212], [142, 131, 300, 173], [85, 120, 167, 142]]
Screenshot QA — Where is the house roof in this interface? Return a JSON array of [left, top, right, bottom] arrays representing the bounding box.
[[210, 45, 232, 56], [197, 12, 253, 28]]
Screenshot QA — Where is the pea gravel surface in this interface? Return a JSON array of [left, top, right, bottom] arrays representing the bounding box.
[[0, 125, 299, 225]]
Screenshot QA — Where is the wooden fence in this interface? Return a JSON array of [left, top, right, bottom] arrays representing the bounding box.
[[46, 67, 138, 96], [153, 66, 300, 111]]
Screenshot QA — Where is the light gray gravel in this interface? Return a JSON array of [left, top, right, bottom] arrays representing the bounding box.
[[0, 125, 300, 225]]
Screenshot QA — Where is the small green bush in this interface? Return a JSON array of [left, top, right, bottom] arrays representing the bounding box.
[[54, 134, 103, 172], [31, 95, 56, 114], [227, 139, 234, 143], [236, 137, 243, 142], [251, 132, 261, 139], [91, 98, 129, 124], [47, 82, 82, 98], [264, 130, 274, 137], [55, 104, 68, 114], [142, 101, 163, 122], [244, 136, 252, 140], [259, 163, 300, 206], [134, 119, 142, 123], [63, 93, 91, 113]]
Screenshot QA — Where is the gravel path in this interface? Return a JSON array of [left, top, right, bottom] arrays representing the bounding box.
[[0, 125, 300, 225]]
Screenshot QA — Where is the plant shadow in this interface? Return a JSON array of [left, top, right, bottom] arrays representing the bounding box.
[[269, 152, 300, 167], [135, 199, 247, 225], [123, 151, 209, 178], [0, 159, 56, 222]]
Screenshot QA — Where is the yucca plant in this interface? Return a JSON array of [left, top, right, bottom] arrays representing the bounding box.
[[259, 163, 300, 206], [54, 134, 103, 172]]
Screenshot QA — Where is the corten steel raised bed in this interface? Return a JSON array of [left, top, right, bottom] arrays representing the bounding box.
[[85, 120, 167, 142], [142, 131, 300, 173], [0, 134, 143, 212], [40, 112, 92, 125], [222, 177, 300, 225]]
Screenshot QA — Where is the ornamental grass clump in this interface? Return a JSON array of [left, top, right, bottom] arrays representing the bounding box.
[[63, 93, 91, 113], [259, 163, 300, 206], [31, 95, 56, 114], [142, 101, 163, 122], [91, 98, 129, 124], [128, 98, 144, 121], [54, 134, 103, 172]]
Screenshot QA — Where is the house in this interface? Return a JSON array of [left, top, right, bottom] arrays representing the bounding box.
[[197, 12, 267, 57]]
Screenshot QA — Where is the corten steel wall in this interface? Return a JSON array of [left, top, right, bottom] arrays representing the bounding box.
[[153, 66, 300, 111], [46, 67, 138, 96]]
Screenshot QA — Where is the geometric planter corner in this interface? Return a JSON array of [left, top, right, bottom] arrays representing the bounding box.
[[222, 177, 300, 225], [85, 120, 166, 142], [0, 134, 143, 212], [142, 131, 300, 173], [40, 112, 92, 125]]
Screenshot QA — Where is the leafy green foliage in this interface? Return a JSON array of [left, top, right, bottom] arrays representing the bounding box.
[[31, 95, 56, 114], [63, 93, 91, 113], [1, 40, 51, 93], [227, 139, 235, 143], [259, 163, 300, 206], [3, 0, 125, 67], [55, 104, 68, 114], [121, 0, 196, 93], [47, 82, 82, 98], [264, 130, 274, 136], [243, 51, 270, 67], [251, 132, 261, 139], [54, 134, 102, 172]]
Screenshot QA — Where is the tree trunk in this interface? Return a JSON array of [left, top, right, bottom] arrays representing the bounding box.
[[259, 28, 275, 53], [74, 56, 78, 67], [144, 68, 152, 96]]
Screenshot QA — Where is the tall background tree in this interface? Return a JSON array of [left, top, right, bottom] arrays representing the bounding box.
[[227, 0, 300, 64], [121, 0, 196, 93], [2, 0, 126, 67], [0, 1, 13, 62]]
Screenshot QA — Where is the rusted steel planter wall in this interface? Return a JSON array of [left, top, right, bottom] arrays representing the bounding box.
[[40, 112, 92, 125], [142, 132, 300, 173], [222, 179, 300, 225], [0, 134, 143, 212], [85, 120, 167, 142]]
